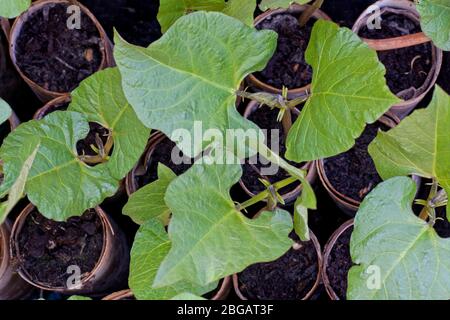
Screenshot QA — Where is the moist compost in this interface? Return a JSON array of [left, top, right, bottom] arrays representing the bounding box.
[[324, 123, 387, 202], [76, 122, 111, 158], [432, 207, 449, 238], [238, 234, 318, 300], [255, 13, 314, 89], [437, 52, 450, 94], [79, 0, 161, 47], [327, 225, 353, 300], [15, 3, 103, 93], [241, 106, 301, 195], [359, 13, 432, 100], [135, 137, 193, 189], [17, 209, 103, 287]]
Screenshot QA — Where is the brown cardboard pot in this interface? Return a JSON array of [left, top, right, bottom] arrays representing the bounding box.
[[10, 203, 129, 295], [246, 3, 331, 99], [102, 277, 232, 300], [317, 113, 397, 215], [317, 113, 422, 215], [125, 131, 165, 196], [239, 100, 317, 204], [322, 219, 353, 300], [352, 0, 443, 119], [33, 95, 71, 120], [0, 19, 20, 102], [9, 0, 114, 103], [0, 220, 34, 299], [233, 230, 322, 300]]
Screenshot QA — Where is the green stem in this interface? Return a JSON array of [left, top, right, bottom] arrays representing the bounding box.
[[419, 179, 439, 222], [237, 176, 299, 211], [299, 0, 324, 27]]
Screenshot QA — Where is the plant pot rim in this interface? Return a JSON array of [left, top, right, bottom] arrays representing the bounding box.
[[246, 3, 331, 98], [232, 229, 323, 300], [101, 276, 231, 300], [10, 203, 115, 292], [316, 112, 400, 212], [33, 95, 72, 120], [8, 0, 113, 102], [352, 0, 443, 114], [238, 100, 317, 204], [322, 219, 354, 300], [125, 131, 165, 196], [0, 222, 12, 280], [102, 289, 134, 300]]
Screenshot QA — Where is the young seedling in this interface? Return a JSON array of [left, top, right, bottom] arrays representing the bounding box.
[[114, 11, 397, 291], [348, 86, 450, 300]]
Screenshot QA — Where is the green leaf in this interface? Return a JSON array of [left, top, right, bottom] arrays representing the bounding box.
[[348, 177, 450, 300], [0, 143, 39, 224], [68, 67, 150, 180], [222, 0, 257, 26], [368, 86, 450, 216], [67, 296, 92, 301], [285, 20, 400, 162], [417, 0, 450, 51], [0, 0, 30, 18], [114, 12, 276, 158], [123, 164, 176, 225], [0, 98, 12, 125], [157, 0, 225, 33], [171, 293, 206, 300], [154, 159, 293, 287], [0, 112, 118, 221], [259, 0, 308, 11], [129, 219, 217, 300], [293, 198, 309, 241]]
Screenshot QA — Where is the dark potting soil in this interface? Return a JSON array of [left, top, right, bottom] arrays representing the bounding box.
[[324, 123, 387, 203], [76, 122, 111, 157], [15, 3, 103, 93], [255, 13, 314, 89], [241, 106, 301, 195], [322, 0, 377, 28], [432, 207, 449, 238], [0, 121, 10, 146], [135, 137, 193, 189], [327, 225, 353, 300], [359, 13, 432, 99], [238, 234, 318, 300], [18, 209, 103, 287], [79, 0, 161, 47]]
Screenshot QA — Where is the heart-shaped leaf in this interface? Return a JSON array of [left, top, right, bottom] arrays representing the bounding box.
[[114, 12, 276, 158], [417, 0, 450, 51], [0, 111, 118, 220], [369, 86, 450, 216], [123, 163, 176, 225], [348, 177, 450, 300], [154, 159, 293, 287], [285, 20, 400, 162], [0, 0, 30, 18], [69, 67, 150, 180], [130, 219, 217, 300]]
